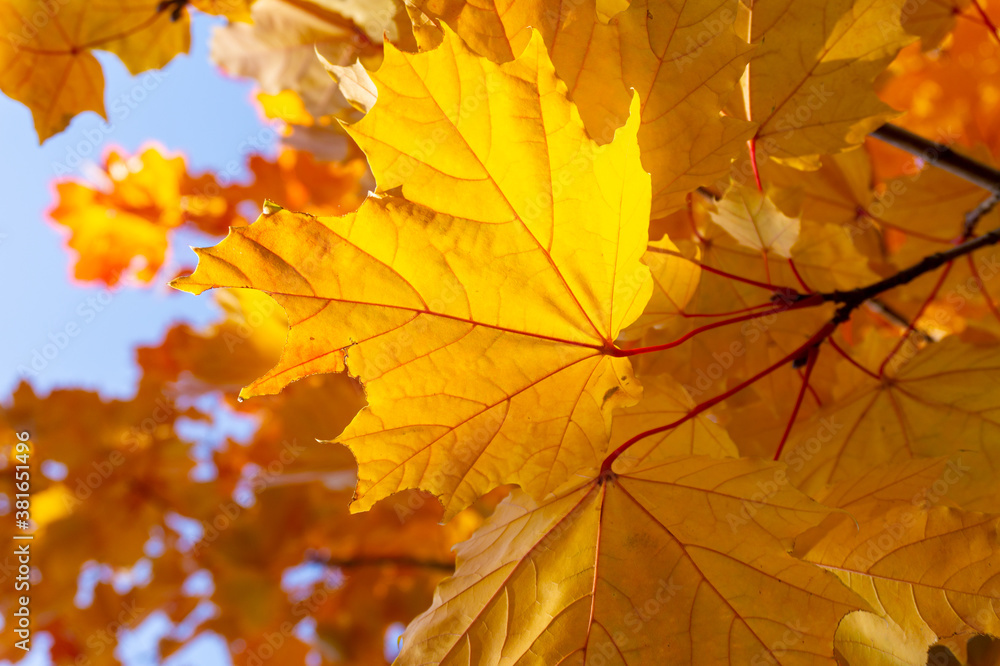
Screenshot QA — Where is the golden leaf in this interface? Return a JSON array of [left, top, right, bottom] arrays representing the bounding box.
[[0, 0, 189, 141], [397, 456, 865, 665], [174, 29, 653, 518]]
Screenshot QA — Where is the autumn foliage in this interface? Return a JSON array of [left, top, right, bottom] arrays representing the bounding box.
[[3, 0, 1000, 664]]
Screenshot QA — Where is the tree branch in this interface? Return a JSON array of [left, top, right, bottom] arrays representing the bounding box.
[[822, 225, 1000, 321], [870, 123, 1000, 193], [308, 554, 455, 571]]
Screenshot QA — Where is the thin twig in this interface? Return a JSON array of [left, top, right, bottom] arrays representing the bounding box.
[[877, 261, 953, 375], [963, 192, 1000, 237], [774, 345, 819, 461], [865, 298, 934, 343]]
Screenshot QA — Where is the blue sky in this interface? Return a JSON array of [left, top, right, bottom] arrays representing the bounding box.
[[0, 12, 282, 666], [0, 13, 276, 400]]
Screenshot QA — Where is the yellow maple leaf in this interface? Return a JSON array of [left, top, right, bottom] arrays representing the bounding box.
[[637, 211, 832, 389], [794, 459, 1000, 648], [257, 89, 317, 126], [49, 147, 188, 285], [875, 163, 990, 268], [626, 202, 879, 460], [759, 148, 877, 230], [710, 183, 802, 259], [397, 456, 865, 665], [174, 29, 653, 518], [784, 336, 1000, 495], [738, 0, 915, 169], [758, 148, 889, 274], [0, 0, 189, 141], [321, 57, 378, 114], [602, 0, 755, 216]]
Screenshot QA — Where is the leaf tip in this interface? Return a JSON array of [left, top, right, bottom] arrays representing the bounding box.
[[623, 88, 643, 137], [168, 273, 202, 295]]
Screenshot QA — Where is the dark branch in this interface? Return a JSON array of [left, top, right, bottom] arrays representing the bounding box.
[[308, 554, 455, 571], [871, 124, 1000, 194], [823, 225, 1000, 323]]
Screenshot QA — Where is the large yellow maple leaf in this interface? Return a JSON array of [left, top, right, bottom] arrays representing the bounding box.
[[174, 29, 653, 518], [396, 456, 866, 665]]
